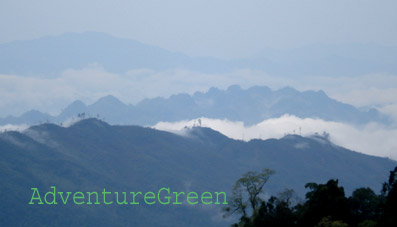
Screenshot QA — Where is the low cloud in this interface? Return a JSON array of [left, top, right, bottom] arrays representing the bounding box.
[[1, 65, 397, 124], [0, 124, 29, 132], [153, 115, 397, 160], [379, 103, 397, 122], [0, 67, 274, 117]]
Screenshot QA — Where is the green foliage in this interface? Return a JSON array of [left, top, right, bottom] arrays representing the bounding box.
[[227, 166, 397, 227], [253, 189, 298, 227], [315, 216, 348, 227], [297, 179, 351, 226], [223, 169, 275, 219], [1, 119, 396, 226], [381, 166, 397, 196], [378, 166, 397, 227], [349, 187, 383, 225], [358, 220, 377, 227]]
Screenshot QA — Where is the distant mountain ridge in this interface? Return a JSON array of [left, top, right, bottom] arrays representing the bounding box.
[[1, 32, 397, 76], [0, 32, 227, 76], [0, 85, 387, 126], [1, 118, 395, 226]]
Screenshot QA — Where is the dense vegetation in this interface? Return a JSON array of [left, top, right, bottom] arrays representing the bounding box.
[[1, 119, 395, 226], [225, 167, 397, 227]]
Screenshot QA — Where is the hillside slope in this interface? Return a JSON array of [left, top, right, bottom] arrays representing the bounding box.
[[0, 119, 394, 226]]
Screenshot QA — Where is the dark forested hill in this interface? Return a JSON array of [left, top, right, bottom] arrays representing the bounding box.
[[0, 119, 394, 226]]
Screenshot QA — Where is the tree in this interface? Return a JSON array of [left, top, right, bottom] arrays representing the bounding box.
[[358, 220, 377, 227], [296, 179, 350, 227], [378, 166, 397, 227], [315, 216, 348, 227], [223, 168, 275, 225], [253, 189, 298, 227], [381, 166, 397, 196], [348, 187, 382, 225]]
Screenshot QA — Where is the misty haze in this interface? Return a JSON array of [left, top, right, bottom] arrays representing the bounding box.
[[1, 1, 397, 226]]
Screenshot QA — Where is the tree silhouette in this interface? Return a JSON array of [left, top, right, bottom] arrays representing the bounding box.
[[379, 166, 397, 227], [223, 169, 275, 225], [297, 179, 350, 226]]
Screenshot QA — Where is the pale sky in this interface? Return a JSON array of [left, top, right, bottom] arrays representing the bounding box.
[[1, 0, 397, 160], [1, 0, 397, 120], [1, 0, 397, 59]]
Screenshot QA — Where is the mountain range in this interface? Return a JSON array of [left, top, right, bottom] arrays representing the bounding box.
[[0, 85, 387, 127], [1, 32, 397, 76], [1, 118, 395, 226]]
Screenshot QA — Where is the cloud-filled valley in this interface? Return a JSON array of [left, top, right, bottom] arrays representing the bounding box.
[[0, 32, 396, 169], [2, 2, 397, 225], [1, 32, 397, 120], [1, 77, 397, 160], [154, 115, 397, 160], [2, 66, 397, 121]]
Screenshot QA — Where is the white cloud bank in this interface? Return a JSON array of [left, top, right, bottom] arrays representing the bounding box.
[[0, 124, 29, 132], [1, 65, 397, 120], [153, 115, 397, 160], [0, 66, 273, 116]]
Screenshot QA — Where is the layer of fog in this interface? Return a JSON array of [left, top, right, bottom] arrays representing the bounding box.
[[153, 115, 397, 160], [2, 114, 396, 161], [0, 124, 29, 133], [1, 65, 397, 121], [0, 118, 80, 133], [2, 1, 397, 59]]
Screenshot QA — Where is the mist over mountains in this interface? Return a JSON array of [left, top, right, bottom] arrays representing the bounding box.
[[1, 32, 397, 76], [1, 31, 396, 226], [1, 118, 395, 226], [0, 32, 225, 76], [0, 85, 387, 127], [2, 1, 397, 226]]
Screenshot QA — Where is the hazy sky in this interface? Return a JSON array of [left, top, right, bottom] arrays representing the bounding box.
[[1, 0, 397, 125], [1, 0, 397, 59], [1, 1, 397, 159], [1, 0, 397, 117]]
